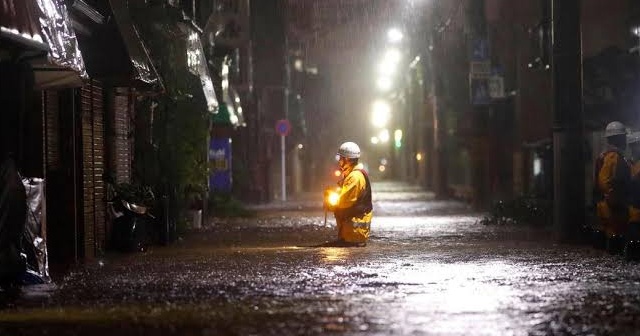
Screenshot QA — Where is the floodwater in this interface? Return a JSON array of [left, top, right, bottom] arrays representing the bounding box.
[[1, 182, 640, 335]]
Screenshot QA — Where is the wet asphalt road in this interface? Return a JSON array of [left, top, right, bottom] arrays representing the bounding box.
[[2, 181, 640, 335]]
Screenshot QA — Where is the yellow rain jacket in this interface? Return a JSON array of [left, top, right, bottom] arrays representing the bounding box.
[[333, 163, 373, 243], [593, 148, 631, 236]]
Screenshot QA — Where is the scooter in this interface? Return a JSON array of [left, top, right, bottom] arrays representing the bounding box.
[[107, 185, 155, 252]]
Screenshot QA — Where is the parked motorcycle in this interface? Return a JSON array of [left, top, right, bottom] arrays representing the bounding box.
[[107, 182, 155, 252]]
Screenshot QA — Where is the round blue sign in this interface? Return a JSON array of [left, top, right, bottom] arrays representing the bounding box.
[[275, 119, 291, 136]]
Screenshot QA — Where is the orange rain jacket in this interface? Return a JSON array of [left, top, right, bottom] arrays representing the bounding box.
[[593, 147, 631, 236], [333, 163, 373, 243]]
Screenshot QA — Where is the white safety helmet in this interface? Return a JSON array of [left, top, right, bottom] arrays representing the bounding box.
[[605, 121, 626, 138], [628, 131, 640, 145], [337, 142, 361, 159]]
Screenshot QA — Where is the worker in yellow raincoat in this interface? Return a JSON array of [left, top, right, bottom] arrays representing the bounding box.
[[593, 121, 631, 252], [625, 131, 640, 259], [325, 142, 372, 247]]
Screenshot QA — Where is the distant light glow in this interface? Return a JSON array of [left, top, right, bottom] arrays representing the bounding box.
[[416, 153, 423, 161], [533, 157, 542, 176], [387, 28, 404, 43], [379, 165, 386, 172], [297, 144, 304, 149], [376, 77, 393, 91], [394, 129, 403, 142], [394, 129, 403, 148], [381, 158, 388, 165], [334, 170, 342, 177], [371, 100, 391, 128], [371, 136, 380, 145], [384, 48, 401, 65], [379, 129, 390, 143], [377, 48, 402, 76], [294, 59, 304, 71], [633, 26, 640, 37]]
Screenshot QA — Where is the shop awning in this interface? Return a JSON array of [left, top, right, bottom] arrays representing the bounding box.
[[0, 0, 48, 53], [73, 0, 162, 90]]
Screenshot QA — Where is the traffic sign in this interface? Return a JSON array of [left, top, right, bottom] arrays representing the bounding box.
[[275, 119, 291, 136]]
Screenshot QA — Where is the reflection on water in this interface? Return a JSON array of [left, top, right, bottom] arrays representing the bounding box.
[[320, 247, 352, 263]]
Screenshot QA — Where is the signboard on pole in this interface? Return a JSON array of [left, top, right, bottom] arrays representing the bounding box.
[[275, 119, 291, 136], [209, 138, 232, 192]]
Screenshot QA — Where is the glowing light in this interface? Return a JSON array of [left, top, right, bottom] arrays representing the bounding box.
[[379, 165, 386, 172], [376, 77, 393, 92], [334, 170, 342, 177], [371, 136, 380, 145], [294, 59, 303, 71], [379, 129, 390, 143], [384, 48, 401, 64], [327, 191, 340, 206], [297, 144, 304, 149], [416, 153, 423, 161], [377, 48, 402, 76], [387, 28, 404, 43], [371, 100, 391, 128], [394, 129, 403, 142], [394, 129, 403, 148]]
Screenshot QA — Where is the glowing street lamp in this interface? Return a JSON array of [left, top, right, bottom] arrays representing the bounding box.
[[387, 28, 404, 43], [377, 48, 402, 76], [371, 100, 391, 128]]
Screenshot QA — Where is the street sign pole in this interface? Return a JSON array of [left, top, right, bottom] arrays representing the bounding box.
[[275, 119, 291, 202], [281, 134, 286, 201]]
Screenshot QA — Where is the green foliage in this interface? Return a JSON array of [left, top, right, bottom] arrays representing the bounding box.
[[113, 183, 156, 208], [130, 4, 209, 218], [208, 192, 256, 218]]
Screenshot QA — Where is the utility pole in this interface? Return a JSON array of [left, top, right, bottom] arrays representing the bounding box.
[[428, 6, 448, 199], [551, 0, 585, 242]]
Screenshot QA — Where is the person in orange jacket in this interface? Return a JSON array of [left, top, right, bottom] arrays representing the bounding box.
[[325, 142, 372, 247], [593, 121, 631, 252]]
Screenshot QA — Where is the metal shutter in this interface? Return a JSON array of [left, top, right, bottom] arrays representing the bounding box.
[[112, 87, 132, 184], [80, 80, 106, 258]]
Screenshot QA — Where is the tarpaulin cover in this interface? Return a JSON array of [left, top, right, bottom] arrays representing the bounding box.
[[179, 23, 219, 113], [36, 0, 87, 78], [109, 0, 161, 86], [22, 178, 50, 283]]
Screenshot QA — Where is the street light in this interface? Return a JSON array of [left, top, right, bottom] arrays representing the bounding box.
[[371, 100, 391, 128], [377, 48, 402, 76], [387, 28, 404, 43]]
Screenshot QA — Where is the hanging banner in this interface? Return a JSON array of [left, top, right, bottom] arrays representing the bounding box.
[[209, 138, 232, 192]]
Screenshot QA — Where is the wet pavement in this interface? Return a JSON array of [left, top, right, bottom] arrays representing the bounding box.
[[2, 181, 640, 335]]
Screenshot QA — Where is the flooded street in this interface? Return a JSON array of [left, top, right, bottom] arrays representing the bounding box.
[[2, 182, 640, 335]]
